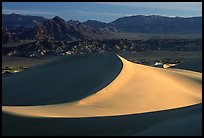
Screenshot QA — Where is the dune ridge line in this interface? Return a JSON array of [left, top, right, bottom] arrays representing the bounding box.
[[2, 54, 202, 118]]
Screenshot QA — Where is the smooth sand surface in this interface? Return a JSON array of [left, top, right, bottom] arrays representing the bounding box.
[[2, 104, 202, 136], [135, 104, 202, 136], [2, 52, 202, 136], [2, 53, 202, 118], [2, 53, 122, 105]]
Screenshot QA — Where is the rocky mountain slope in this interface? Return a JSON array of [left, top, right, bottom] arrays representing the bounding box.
[[2, 13, 47, 28], [21, 16, 107, 41], [110, 15, 202, 34]]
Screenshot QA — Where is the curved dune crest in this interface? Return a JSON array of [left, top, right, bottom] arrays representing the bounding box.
[[2, 53, 123, 106], [2, 53, 202, 118]]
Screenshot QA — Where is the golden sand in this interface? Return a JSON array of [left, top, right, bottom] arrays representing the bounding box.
[[2, 55, 202, 118]]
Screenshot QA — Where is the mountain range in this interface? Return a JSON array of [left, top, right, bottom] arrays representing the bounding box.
[[2, 14, 202, 42], [22, 16, 106, 41], [111, 15, 202, 34], [84, 15, 202, 35], [2, 14, 202, 57], [2, 13, 47, 28]]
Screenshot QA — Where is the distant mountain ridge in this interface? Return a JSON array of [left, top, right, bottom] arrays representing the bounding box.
[[83, 20, 109, 28], [3, 14, 202, 35], [83, 20, 118, 32], [22, 16, 85, 41], [2, 13, 47, 28], [2, 14, 202, 43], [83, 15, 202, 34], [110, 15, 202, 34], [22, 16, 106, 41]]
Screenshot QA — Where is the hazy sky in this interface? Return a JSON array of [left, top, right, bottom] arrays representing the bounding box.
[[2, 2, 202, 23]]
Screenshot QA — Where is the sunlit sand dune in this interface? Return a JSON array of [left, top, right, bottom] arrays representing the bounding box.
[[2, 53, 202, 118], [2, 52, 202, 136]]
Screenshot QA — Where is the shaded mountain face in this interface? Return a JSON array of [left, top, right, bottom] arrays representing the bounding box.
[[2, 13, 47, 28], [22, 16, 106, 41], [2, 31, 20, 44], [110, 15, 202, 34], [23, 16, 84, 41], [2, 14, 48, 40], [83, 20, 109, 28], [83, 20, 118, 32], [67, 20, 106, 36]]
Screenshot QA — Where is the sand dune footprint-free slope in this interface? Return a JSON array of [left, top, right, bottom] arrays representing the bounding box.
[[2, 53, 123, 106], [2, 52, 202, 118]]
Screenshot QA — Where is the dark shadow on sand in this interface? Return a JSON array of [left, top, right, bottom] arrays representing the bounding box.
[[2, 104, 202, 136], [2, 52, 123, 106]]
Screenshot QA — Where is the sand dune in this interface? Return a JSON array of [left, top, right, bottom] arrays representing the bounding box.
[[2, 52, 202, 136], [2, 53, 202, 117], [2, 53, 122, 106], [2, 104, 202, 136]]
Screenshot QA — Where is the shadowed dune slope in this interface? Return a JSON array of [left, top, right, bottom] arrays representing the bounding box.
[[2, 53, 202, 118], [2, 52, 202, 136], [2, 104, 202, 136], [2, 52, 123, 106]]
